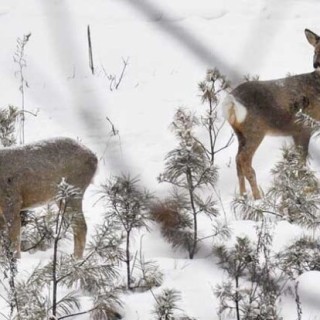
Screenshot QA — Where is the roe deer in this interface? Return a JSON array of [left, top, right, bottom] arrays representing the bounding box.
[[223, 28, 320, 199], [0, 137, 97, 258]]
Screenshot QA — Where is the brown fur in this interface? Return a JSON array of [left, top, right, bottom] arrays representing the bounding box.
[[226, 29, 320, 199], [0, 137, 97, 258], [151, 201, 182, 230], [150, 200, 193, 251]]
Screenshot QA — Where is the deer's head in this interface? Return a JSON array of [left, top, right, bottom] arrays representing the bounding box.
[[305, 29, 320, 69]]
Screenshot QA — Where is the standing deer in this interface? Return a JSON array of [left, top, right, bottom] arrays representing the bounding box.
[[0, 137, 97, 258], [223, 29, 320, 199]]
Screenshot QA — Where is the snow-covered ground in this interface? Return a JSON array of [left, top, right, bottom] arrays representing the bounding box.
[[1, 0, 320, 319]]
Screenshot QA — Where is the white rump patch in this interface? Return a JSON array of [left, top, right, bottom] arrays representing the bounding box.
[[222, 94, 247, 124]]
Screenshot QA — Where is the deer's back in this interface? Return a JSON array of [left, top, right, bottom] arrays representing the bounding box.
[[231, 71, 320, 134], [0, 138, 98, 209]]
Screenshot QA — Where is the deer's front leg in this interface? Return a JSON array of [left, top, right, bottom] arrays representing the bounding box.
[[2, 197, 23, 258]]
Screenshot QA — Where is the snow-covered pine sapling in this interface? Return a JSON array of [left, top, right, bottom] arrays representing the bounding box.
[[152, 288, 181, 320], [131, 237, 163, 291], [198, 69, 233, 166], [52, 219, 123, 319], [151, 288, 195, 320], [0, 228, 20, 320], [250, 219, 283, 320], [13, 179, 123, 320], [276, 235, 320, 279], [20, 205, 63, 253], [215, 221, 283, 320], [214, 237, 255, 320], [51, 178, 82, 318], [159, 108, 218, 259], [13, 33, 31, 145], [99, 175, 152, 290], [268, 145, 320, 229], [232, 195, 282, 221], [0, 105, 19, 147]]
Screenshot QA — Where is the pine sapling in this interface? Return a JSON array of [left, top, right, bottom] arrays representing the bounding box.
[[215, 220, 284, 320], [276, 235, 320, 279], [51, 178, 82, 318], [159, 108, 218, 259], [268, 145, 320, 228], [198, 68, 232, 165], [99, 174, 152, 290], [214, 236, 255, 320], [151, 288, 195, 320], [13, 33, 31, 145], [0, 105, 19, 147]]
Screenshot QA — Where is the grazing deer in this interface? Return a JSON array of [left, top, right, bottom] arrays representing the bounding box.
[[0, 137, 97, 258], [223, 28, 320, 199]]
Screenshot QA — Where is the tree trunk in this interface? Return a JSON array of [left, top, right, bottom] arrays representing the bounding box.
[[235, 275, 241, 320], [186, 168, 197, 259], [126, 230, 131, 290]]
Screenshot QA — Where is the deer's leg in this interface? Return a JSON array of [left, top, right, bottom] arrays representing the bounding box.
[[236, 132, 264, 200], [2, 199, 23, 258], [235, 133, 246, 197], [66, 198, 87, 259], [292, 131, 311, 161]]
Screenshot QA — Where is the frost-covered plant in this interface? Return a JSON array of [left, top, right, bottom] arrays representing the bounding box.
[[132, 246, 163, 291], [20, 205, 69, 253], [21, 179, 86, 254], [249, 220, 283, 320], [152, 289, 181, 320], [16, 213, 123, 320], [152, 288, 195, 320], [232, 195, 281, 221], [99, 175, 152, 290], [276, 235, 320, 279], [159, 108, 218, 259], [13, 33, 31, 145], [0, 105, 19, 147], [295, 109, 320, 135], [0, 229, 20, 320], [243, 74, 260, 82], [214, 237, 256, 320], [268, 145, 320, 228], [51, 179, 82, 318], [214, 220, 283, 320], [198, 68, 232, 166]]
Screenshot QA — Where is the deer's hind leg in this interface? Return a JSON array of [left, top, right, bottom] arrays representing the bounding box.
[[66, 197, 87, 259], [235, 128, 264, 199]]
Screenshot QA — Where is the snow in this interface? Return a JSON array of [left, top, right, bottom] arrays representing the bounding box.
[[0, 0, 320, 319]]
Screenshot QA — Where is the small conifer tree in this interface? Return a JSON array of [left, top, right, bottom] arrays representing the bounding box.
[[13, 33, 31, 145], [159, 108, 218, 259], [152, 288, 195, 320], [0, 105, 19, 147], [268, 145, 320, 228], [276, 235, 320, 279], [99, 174, 152, 290], [215, 220, 283, 320], [198, 68, 232, 166]]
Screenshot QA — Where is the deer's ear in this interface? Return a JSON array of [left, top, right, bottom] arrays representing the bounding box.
[[305, 29, 320, 47]]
